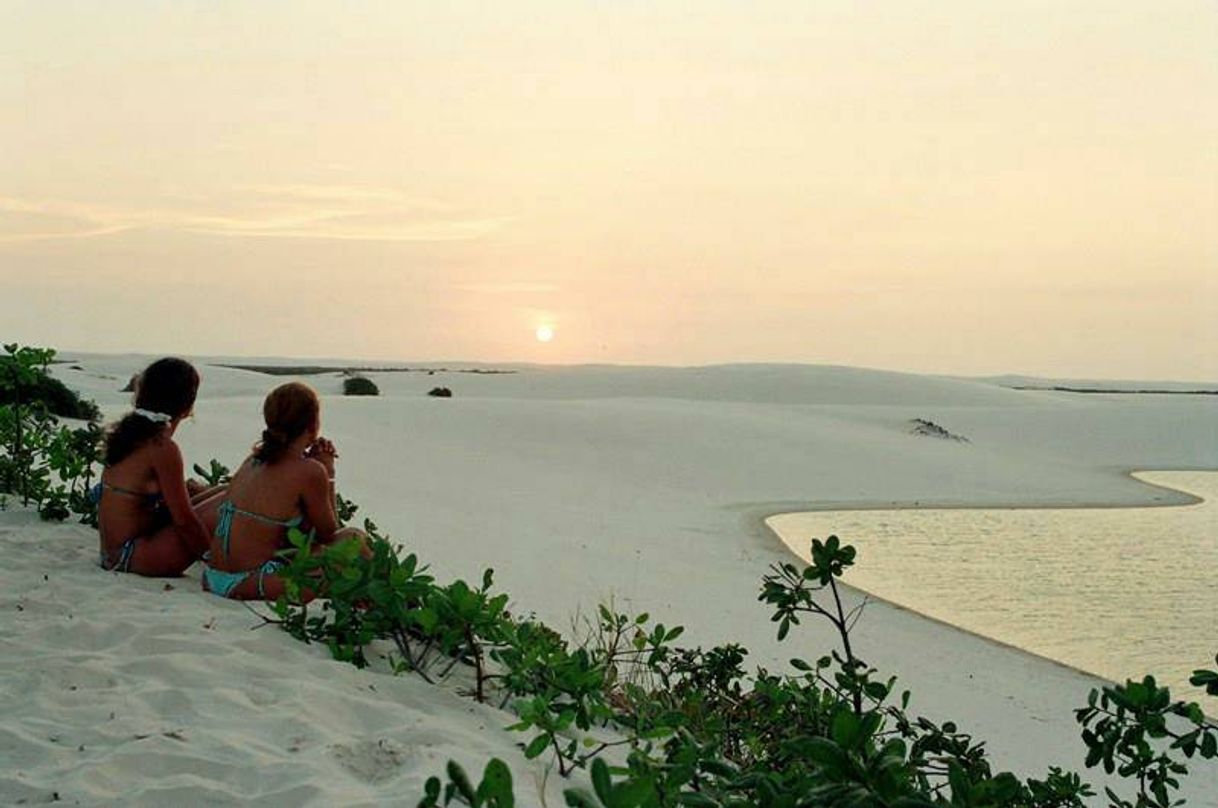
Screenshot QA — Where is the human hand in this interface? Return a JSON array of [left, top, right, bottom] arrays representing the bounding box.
[[305, 437, 338, 474]]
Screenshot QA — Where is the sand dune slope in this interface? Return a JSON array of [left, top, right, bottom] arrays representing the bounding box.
[[3, 354, 1212, 805], [0, 511, 561, 807]]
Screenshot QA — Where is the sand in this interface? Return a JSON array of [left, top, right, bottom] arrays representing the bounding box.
[[1, 354, 1214, 805]]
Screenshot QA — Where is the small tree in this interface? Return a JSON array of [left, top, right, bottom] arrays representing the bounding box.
[[343, 376, 379, 396]]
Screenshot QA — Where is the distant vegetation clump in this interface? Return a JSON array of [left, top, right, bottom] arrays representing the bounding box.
[[427, 386, 452, 398], [343, 376, 380, 396], [219, 363, 516, 376], [909, 418, 969, 443], [0, 349, 100, 422]]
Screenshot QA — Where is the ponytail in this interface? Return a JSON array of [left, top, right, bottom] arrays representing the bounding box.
[[254, 427, 291, 464], [253, 383, 319, 465]]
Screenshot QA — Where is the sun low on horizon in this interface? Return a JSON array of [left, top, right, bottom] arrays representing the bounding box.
[[1, 1, 1214, 380]]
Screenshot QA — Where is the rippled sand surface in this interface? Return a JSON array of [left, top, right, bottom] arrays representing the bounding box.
[[768, 471, 1218, 698]]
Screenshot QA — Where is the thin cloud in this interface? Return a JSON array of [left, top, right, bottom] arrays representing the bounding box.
[[0, 197, 135, 242], [236, 184, 455, 212], [0, 187, 510, 243], [456, 282, 560, 295]]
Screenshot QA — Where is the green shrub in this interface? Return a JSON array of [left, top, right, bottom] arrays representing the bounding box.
[[412, 533, 1212, 807], [0, 346, 100, 421], [5, 374, 101, 421], [1076, 667, 1218, 808], [192, 459, 232, 487], [261, 486, 1213, 807], [343, 376, 379, 396], [0, 344, 101, 522]]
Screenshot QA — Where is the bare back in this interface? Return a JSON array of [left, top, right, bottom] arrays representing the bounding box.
[[97, 437, 171, 552], [206, 454, 337, 572], [97, 432, 210, 575]]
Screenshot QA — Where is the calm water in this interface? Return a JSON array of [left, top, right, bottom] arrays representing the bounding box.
[[766, 471, 1217, 698]]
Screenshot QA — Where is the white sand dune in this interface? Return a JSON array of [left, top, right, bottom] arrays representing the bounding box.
[[1, 354, 1214, 805]]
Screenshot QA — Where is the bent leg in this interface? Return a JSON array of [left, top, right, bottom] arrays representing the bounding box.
[[230, 571, 312, 603], [245, 530, 370, 601], [334, 527, 372, 559], [190, 483, 227, 506], [125, 523, 204, 577]]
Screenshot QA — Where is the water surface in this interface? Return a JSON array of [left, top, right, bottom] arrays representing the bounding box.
[[767, 471, 1217, 697]]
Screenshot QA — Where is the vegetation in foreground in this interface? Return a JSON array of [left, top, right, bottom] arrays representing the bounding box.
[[271, 520, 1217, 808], [2, 343, 1215, 806]]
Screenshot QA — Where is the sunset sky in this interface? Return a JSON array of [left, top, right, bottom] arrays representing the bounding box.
[[2, 1, 1215, 379]]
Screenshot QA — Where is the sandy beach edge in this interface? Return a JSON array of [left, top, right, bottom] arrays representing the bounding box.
[[747, 467, 1214, 694]]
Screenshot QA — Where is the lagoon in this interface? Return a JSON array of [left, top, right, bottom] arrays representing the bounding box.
[[767, 471, 1217, 698]]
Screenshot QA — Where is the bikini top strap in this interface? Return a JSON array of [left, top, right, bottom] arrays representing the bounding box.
[[214, 500, 303, 558], [101, 481, 161, 501]]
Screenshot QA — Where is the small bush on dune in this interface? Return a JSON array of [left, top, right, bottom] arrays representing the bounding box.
[[0, 344, 101, 523], [428, 387, 453, 398], [0, 346, 100, 422], [343, 375, 380, 396]]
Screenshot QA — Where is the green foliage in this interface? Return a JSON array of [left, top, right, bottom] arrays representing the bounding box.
[[264, 498, 1209, 807], [0, 343, 101, 523], [0, 344, 100, 421], [272, 520, 513, 704], [502, 633, 614, 774], [418, 759, 515, 807], [273, 522, 436, 669], [343, 375, 380, 396], [1190, 656, 1218, 698], [1076, 670, 1218, 808], [192, 459, 232, 486], [335, 491, 359, 525]]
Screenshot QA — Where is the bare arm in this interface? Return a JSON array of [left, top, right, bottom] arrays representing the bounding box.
[[300, 461, 342, 544], [153, 440, 211, 554]]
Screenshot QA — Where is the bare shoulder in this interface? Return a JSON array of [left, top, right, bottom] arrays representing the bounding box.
[[231, 455, 255, 478], [147, 434, 184, 465], [288, 455, 328, 486]]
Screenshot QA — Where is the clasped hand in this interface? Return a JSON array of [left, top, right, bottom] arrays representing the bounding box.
[[304, 437, 339, 474]]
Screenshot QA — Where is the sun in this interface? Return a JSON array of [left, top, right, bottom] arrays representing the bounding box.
[[535, 325, 555, 343]]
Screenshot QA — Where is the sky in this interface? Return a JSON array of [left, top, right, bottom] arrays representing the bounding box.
[[2, 1, 1215, 379]]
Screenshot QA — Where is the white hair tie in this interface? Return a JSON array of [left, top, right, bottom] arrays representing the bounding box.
[[133, 408, 173, 424]]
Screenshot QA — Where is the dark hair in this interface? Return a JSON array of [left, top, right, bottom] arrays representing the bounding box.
[[103, 358, 200, 466], [254, 382, 319, 464]]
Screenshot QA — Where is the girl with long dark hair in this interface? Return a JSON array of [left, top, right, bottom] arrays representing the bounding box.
[[97, 358, 212, 575]]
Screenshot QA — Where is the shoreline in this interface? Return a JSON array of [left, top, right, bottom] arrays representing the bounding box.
[[741, 468, 1209, 527], [754, 468, 1213, 699]]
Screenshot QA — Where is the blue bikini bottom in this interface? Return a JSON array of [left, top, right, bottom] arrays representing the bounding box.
[[201, 558, 286, 599], [99, 537, 139, 572]]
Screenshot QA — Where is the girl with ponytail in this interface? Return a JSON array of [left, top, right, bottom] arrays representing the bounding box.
[[97, 358, 213, 575], [196, 382, 366, 600]]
